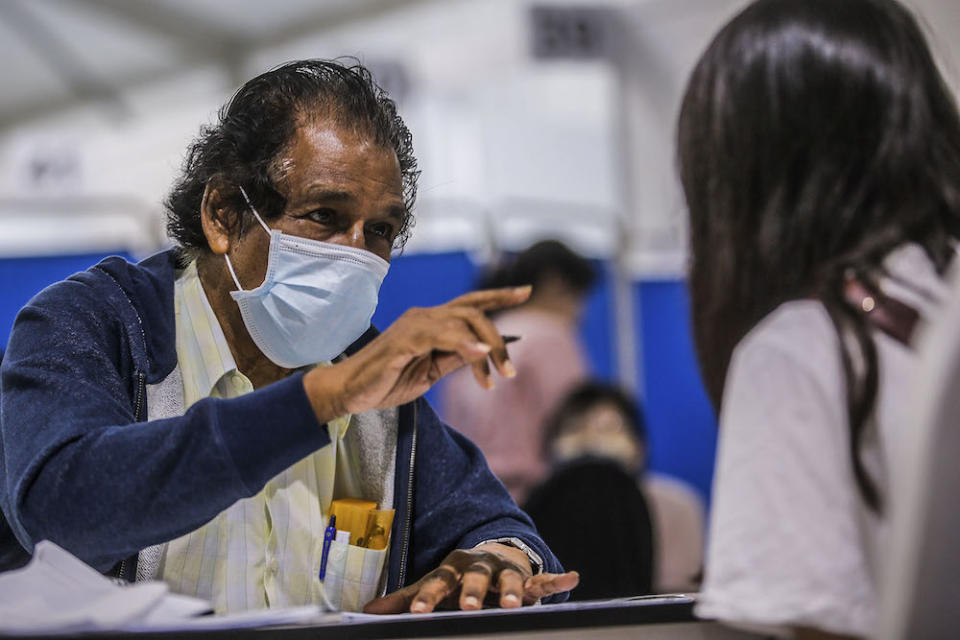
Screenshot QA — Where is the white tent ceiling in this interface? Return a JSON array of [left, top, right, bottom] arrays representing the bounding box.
[[3, 0, 960, 130], [0, 0, 435, 131], [1, 0, 959, 269]]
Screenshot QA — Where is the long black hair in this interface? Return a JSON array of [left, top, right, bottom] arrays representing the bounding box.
[[678, 0, 960, 511]]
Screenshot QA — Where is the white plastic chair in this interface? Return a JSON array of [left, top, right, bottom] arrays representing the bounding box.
[[877, 264, 960, 639]]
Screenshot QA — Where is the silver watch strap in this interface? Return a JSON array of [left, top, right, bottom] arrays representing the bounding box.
[[474, 537, 544, 575]]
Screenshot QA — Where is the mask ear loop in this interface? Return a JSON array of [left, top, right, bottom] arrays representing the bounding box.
[[226, 186, 273, 291], [238, 185, 272, 233]]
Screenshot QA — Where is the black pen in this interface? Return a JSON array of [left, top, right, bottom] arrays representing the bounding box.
[[502, 335, 521, 345]]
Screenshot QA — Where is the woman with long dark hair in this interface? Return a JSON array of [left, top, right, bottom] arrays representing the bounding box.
[[678, 0, 960, 636]]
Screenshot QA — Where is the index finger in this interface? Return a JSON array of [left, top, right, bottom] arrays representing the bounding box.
[[446, 286, 532, 312], [522, 571, 580, 604]]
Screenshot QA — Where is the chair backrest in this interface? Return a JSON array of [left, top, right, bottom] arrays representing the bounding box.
[[523, 457, 655, 600], [877, 266, 960, 639]]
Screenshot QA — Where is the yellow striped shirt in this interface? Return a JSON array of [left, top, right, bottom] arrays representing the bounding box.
[[159, 261, 354, 613]]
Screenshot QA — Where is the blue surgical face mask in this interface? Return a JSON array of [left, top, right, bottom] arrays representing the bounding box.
[[224, 187, 390, 368]]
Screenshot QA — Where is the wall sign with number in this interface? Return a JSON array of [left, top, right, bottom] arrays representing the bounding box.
[[530, 5, 618, 60]]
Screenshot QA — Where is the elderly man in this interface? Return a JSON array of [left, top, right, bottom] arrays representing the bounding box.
[[0, 60, 577, 615]]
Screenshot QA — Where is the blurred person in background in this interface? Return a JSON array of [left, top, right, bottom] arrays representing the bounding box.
[[526, 381, 703, 597], [678, 0, 960, 636], [444, 240, 595, 504], [0, 59, 579, 614]]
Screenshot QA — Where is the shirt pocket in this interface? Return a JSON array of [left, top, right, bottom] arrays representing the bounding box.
[[321, 540, 388, 612]]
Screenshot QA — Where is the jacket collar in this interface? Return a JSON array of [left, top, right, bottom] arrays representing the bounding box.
[[89, 249, 179, 384]]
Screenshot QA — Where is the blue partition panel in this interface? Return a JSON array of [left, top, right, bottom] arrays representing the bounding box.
[[0, 252, 132, 353], [371, 251, 480, 413], [636, 281, 718, 507], [578, 260, 617, 382], [372, 251, 480, 327]]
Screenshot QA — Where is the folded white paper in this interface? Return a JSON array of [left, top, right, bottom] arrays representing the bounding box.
[[0, 541, 206, 634], [0, 541, 330, 634]]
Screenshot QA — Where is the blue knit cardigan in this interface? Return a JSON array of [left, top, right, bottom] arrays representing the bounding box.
[[0, 250, 564, 600]]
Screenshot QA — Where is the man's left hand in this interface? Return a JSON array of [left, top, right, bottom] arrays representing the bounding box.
[[362, 542, 579, 614]]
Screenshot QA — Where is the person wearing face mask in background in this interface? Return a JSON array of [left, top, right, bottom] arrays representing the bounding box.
[[524, 382, 704, 597], [0, 59, 579, 616]]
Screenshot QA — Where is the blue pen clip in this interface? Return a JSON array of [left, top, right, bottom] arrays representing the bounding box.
[[318, 514, 336, 581]]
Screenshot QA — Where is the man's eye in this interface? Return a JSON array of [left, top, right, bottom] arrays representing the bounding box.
[[369, 223, 395, 240], [307, 208, 336, 224]]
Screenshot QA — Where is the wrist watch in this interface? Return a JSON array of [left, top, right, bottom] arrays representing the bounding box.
[[474, 537, 545, 575]]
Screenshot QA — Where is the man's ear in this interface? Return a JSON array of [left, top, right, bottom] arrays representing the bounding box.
[[200, 181, 236, 256]]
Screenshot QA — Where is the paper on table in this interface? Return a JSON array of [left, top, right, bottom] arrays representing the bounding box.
[[0, 540, 209, 634], [0, 541, 335, 634], [340, 594, 696, 623], [122, 606, 333, 632]]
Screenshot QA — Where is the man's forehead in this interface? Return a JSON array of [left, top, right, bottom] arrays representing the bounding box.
[[275, 121, 403, 195], [298, 123, 357, 154], [293, 109, 381, 153]]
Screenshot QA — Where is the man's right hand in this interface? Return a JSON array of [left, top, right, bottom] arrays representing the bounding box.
[[303, 286, 531, 421]]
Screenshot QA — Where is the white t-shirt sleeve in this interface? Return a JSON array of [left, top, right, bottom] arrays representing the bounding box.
[[696, 304, 876, 638]]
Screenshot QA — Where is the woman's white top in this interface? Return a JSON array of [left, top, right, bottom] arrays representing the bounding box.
[[696, 245, 951, 638]]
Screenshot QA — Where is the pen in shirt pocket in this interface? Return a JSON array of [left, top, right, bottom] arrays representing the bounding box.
[[318, 515, 336, 580]]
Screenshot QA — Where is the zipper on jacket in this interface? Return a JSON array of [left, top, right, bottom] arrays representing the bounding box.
[[117, 558, 128, 582], [397, 401, 418, 588], [120, 371, 146, 583], [133, 372, 145, 421]]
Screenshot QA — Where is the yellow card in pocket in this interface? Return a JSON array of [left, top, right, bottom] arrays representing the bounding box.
[[361, 509, 395, 550], [330, 498, 378, 546]]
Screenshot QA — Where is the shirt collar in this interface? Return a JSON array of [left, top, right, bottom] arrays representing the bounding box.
[[176, 261, 242, 405]]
